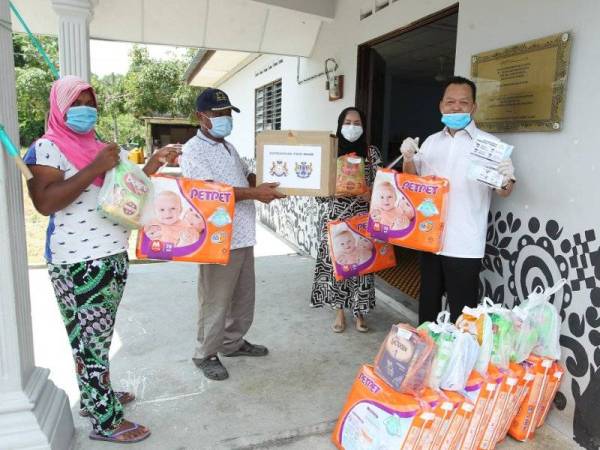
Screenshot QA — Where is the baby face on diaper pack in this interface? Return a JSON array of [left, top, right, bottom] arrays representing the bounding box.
[[368, 168, 449, 254], [137, 176, 234, 264], [327, 213, 396, 281]]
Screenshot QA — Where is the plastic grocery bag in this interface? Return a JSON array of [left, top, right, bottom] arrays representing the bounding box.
[[419, 312, 455, 390], [457, 304, 493, 375], [420, 312, 480, 391], [374, 323, 435, 393], [489, 305, 516, 369], [510, 305, 539, 363], [518, 279, 566, 360], [335, 152, 368, 196], [441, 330, 480, 391], [97, 159, 152, 229]]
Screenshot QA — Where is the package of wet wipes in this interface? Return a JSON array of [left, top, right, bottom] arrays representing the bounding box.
[[468, 137, 514, 189], [136, 175, 234, 264]]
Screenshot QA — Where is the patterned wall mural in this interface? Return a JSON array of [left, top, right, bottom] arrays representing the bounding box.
[[481, 210, 600, 449], [247, 153, 597, 447]]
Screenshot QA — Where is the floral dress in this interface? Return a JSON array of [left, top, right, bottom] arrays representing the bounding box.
[[310, 146, 382, 317]]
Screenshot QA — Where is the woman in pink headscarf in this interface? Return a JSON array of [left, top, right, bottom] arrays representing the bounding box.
[[24, 76, 178, 444]]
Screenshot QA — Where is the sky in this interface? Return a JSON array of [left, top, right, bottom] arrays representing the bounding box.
[[89, 39, 192, 76]]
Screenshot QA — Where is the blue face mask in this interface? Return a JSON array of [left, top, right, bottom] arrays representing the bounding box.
[[208, 116, 233, 138], [66, 106, 98, 134], [441, 112, 472, 130]]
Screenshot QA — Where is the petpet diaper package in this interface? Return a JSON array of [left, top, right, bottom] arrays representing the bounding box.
[[509, 356, 563, 442], [331, 365, 429, 450], [460, 365, 505, 450], [327, 213, 396, 281], [368, 168, 449, 253], [374, 323, 435, 393], [98, 159, 152, 229], [438, 391, 475, 450], [335, 152, 367, 196], [468, 137, 514, 189], [418, 388, 459, 449], [136, 175, 234, 264]]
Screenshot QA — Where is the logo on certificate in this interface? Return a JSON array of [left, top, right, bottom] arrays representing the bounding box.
[[295, 161, 313, 179]]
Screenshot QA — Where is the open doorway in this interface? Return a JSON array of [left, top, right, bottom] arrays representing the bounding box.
[[356, 5, 458, 304]]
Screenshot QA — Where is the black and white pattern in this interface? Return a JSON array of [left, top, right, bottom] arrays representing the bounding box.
[[24, 139, 130, 264], [481, 210, 600, 449], [310, 146, 382, 317]]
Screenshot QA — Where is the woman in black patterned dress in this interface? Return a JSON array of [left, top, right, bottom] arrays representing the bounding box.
[[310, 107, 382, 332]]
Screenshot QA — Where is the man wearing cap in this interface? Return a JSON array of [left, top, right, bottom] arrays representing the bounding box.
[[180, 88, 285, 380]]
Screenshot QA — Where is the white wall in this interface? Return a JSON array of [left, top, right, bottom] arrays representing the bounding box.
[[220, 1, 600, 444]]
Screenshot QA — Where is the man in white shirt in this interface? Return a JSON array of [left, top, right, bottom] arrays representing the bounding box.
[[180, 88, 285, 380], [401, 76, 516, 322]]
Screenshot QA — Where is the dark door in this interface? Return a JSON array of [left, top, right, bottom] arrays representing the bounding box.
[[357, 47, 387, 156]]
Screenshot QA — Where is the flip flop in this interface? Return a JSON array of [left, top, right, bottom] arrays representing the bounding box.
[[80, 391, 135, 417], [89, 422, 151, 444]]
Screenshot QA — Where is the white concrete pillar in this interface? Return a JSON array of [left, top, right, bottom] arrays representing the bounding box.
[[0, 1, 73, 449], [51, 0, 96, 82]]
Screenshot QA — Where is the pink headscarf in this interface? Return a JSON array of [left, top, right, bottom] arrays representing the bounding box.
[[43, 75, 106, 186]]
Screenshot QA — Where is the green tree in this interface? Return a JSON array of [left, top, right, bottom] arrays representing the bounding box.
[[12, 33, 58, 145], [124, 45, 200, 119]]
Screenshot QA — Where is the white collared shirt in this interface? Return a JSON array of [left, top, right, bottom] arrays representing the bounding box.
[[414, 120, 496, 258], [180, 130, 256, 250]]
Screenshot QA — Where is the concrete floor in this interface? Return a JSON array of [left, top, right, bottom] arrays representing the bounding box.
[[28, 223, 578, 449]]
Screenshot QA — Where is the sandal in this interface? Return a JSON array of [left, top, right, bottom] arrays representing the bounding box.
[[89, 420, 151, 443], [356, 316, 369, 333], [332, 311, 346, 333], [193, 355, 229, 381], [80, 391, 135, 417]]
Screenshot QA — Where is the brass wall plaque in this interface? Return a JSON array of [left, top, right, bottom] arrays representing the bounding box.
[[471, 32, 572, 132]]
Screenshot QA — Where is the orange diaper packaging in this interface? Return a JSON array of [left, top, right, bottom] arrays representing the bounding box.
[[136, 175, 234, 265], [418, 388, 458, 450], [479, 366, 521, 450], [459, 367, 504, 450], [438, 391, 475, 450], [336, 152, 367, 196], [367, 168, 449, 253], [374, 323, 435, 393], [327, 213, 397, 281], [508, 356, 556, 441], [535, 362, 564, 428], [332, 365, 427, 450]]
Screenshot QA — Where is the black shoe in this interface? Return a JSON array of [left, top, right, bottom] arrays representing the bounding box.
[[223, 340, 269, 357], [192, 355, 229, 380]]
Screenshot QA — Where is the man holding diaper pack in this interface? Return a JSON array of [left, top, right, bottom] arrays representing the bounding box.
[[180, 88, 285, 380], [401, 76, 516, 323]]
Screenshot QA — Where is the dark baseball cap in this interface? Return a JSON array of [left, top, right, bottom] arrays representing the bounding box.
[[195, 88, 240, 113]]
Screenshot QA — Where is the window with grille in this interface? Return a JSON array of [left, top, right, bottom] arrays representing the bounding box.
[[255, 79, 282, 134]]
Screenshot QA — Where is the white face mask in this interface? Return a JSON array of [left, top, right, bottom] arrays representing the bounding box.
[[341, 124, 363, 142]]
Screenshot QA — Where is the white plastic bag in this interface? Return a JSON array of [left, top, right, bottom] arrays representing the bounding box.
[[441, 330, 480, 391], [457, 301, 494, 374], [420, 312, 481, 391], [519, 279, 566, 360], [97, 159, 152, 229], [510, 305, 539, 363]]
